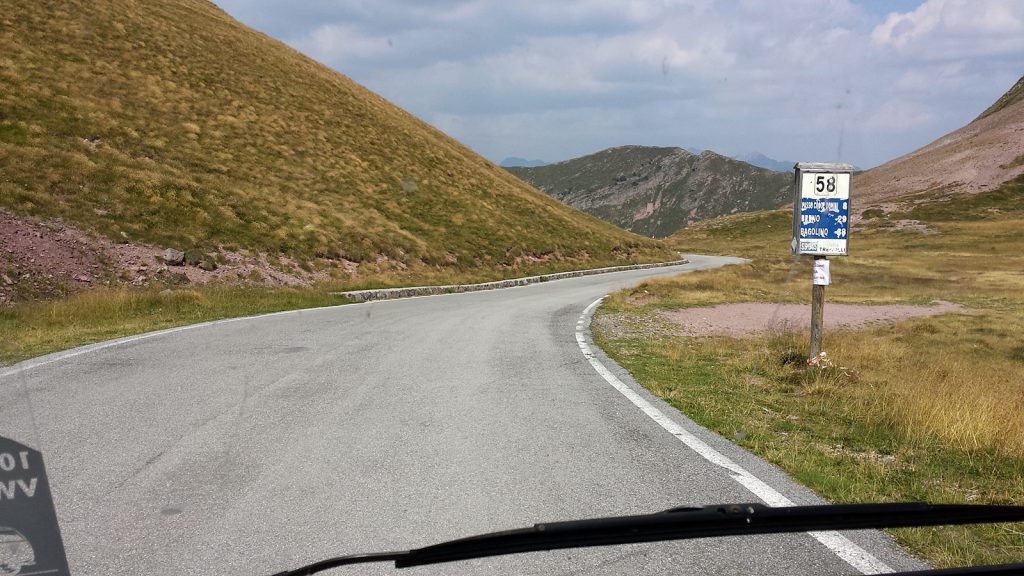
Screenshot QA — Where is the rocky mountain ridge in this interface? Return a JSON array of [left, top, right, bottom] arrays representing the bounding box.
[[508, 146, 793, 237]]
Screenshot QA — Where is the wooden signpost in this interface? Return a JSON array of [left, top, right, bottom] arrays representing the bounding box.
[[791, 162, 854, 360]]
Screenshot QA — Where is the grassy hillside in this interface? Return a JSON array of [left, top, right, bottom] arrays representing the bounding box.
[[599, 174, 1024, 567], [507, 146, 792, 238], [0, 0, 672, 289]]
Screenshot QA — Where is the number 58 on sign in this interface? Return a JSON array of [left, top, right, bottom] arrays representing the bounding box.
[[792, 163, 854, 256]]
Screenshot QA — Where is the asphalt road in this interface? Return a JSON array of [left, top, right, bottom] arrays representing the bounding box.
[[0, 255, 924, 575]]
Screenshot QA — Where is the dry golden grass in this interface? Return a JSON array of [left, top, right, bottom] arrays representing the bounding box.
[[0, 285, 343, 364], [866, 325, 1024, 455]]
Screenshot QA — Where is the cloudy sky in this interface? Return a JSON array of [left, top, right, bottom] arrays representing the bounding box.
[[213, 0, 1022, 169]]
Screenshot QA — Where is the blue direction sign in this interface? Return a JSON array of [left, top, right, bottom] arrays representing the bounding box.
[[792, 165, 853, 256]]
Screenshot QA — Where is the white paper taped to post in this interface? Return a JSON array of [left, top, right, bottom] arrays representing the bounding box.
[[813, 259, 831, 286]]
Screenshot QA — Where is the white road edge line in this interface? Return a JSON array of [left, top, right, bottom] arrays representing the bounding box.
[[575, 297, 893, 575]]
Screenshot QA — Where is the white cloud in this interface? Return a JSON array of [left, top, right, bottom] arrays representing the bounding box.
[[872, 0, 1024, 56], [894, 61, 967, 92], [872, 2, 941, 48], [215, 0, 1024, 168], [433, 0, 485, 24], [293, 23, 393, 65], [865, 99, 934, 132]]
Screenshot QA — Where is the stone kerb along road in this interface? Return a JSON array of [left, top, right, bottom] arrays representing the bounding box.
[[337, 257, 689, 301]]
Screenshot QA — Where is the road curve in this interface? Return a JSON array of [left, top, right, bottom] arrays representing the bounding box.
[[0, 255, 922, 575]]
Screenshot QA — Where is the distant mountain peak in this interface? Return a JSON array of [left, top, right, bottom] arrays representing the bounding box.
[[732, 152, 795, 172], [500, 157, 548, 168]]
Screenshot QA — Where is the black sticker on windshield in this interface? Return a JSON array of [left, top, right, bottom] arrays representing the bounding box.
[[0, 436, 71, 576]]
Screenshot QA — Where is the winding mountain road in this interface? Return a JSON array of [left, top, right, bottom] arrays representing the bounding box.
[[0, 255, 923, 575]]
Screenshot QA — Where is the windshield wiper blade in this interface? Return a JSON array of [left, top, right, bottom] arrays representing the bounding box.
[[270, 502, 1024, 575], [397, 502, 1024, 567]]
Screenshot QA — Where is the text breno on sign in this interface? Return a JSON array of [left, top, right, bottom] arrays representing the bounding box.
[[792, 163, 853, 256]]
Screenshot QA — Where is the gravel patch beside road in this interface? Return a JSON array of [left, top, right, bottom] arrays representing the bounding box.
[[658, 301, 963, 337]]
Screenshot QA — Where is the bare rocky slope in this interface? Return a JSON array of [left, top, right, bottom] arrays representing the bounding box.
[[507, 146, 792, 238], [855, 75, 1024, 208]]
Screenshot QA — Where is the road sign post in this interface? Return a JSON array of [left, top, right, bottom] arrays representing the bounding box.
[[792, 162, 853, 361]]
